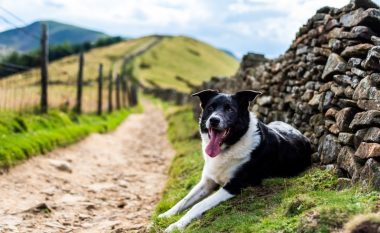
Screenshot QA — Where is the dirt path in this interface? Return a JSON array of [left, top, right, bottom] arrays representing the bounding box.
[[0, 101, 175, 233]]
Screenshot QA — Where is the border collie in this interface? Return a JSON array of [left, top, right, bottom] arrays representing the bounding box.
[[159, 90, 312, 232]]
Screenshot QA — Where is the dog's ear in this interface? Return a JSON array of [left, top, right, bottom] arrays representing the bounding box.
[[234, 90, 262, 109], [192, 89, 219, 109]]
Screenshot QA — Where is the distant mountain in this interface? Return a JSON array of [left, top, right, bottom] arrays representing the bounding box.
[[0, 20, 107, 52]]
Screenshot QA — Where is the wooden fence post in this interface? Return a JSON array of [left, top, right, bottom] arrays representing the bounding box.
[[121, 75, 128, 108], [75, 52, 84, 114], [108, 69, 113, 113], [40, 23, 48, 113], [115, 74, 121, 110], [97, 63, 103, 115], [130, 83, 138, 107]]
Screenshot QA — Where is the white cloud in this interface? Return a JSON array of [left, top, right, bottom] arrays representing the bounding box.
[[0, 0, 379, 58]]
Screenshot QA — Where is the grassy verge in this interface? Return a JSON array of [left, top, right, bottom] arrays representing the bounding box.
[[0, 106, 142, 169], [150, 106, 380, 233]]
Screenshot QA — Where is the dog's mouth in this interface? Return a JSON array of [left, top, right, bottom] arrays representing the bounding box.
[[205, 128, 230, 157]]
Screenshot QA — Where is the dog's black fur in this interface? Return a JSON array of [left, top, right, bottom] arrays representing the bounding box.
[[194, 90, 312, 195]]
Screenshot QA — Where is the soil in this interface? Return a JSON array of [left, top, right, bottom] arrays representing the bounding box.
[[0, 101, 175, 233]]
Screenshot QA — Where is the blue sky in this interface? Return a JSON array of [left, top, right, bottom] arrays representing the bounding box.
[[0, 0, 379, 58]]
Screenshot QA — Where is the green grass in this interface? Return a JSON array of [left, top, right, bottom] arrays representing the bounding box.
[[0, 106, 142, 169], [150, 106, 380, 233], [130, 36, 239, 92]]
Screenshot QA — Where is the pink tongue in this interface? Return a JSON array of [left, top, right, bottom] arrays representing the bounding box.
[[206, 129, 224, 157]]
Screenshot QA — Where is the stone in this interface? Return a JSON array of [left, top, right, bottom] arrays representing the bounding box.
[[369, 73, 380, 84], [339, 132, 355, 145], [256, 96, 272, 106], [351, 67, 367, 78], [337, 99, 358, 108], [296, 45, 309, 55], [360, 158, 380, 190], [308, 93, 323, 107], [336, 178, 352, 190], [329, 124, 340, 134], [344, 86, 354, 98], [336, 108, 358, 132], [354, 128, 369, 148], [301, 90, 314, 101], [350, 0, 380, 10], [320, 134, 341, 164], [347, 58, 362, 69], [320, 91, 334, 111], [349, 110, 380, 130], [333, 74, 358, 87], [355, 142, 380, 159], [364, 127, 380, 143], [48, 159, 72, 173], [329, 39, 342, 52], [372, 36, 380, 46], [330, 83, 345, 97], [353, 77, 380, 100], [350, 26, 376, 40], [341, 43, 373, 58], [322, 53, 347, 80], [357, 99, 380, 110], [337, 146, 356, 177], [362, 46, 380, 71], [340, 8, 380, 29], [325, 107, 338, 119], [311, 152, 320, 163]]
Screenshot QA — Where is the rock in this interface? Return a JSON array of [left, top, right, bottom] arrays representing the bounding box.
[[344, 86, 355, 98], [350, 26, 376, 40], [48, 159, 72, 173], [354, 128, 368, 148], [351, 67, 367, 78], [23, 203, 52, 214], [301, 90, 314, 101], [362, 46, 380, 71], [341, 43, 373, 58], [337, 146, 356, 177], [340, 8, 380, 30], [347, 58, 362, 69], [372, 36, 380, 46], [308, 93, 323, 107], [355, 142, 380, 159], [322, 53, 347, 80], [336, 178, 352, 190], [357, 99, 380, 110], [329, 39, 343, 52], [256, 96, 272, 106], [320, 134, 341, 164], [349, 110, 380, 130], [333, 74, 359, 87], [353, 77, 380, 100], [349, 0, 380, 10], [364, 127, 380, 143], [311, 152, 320, 163], [320, 91, 334, 111], [336, 108, 358, 132], [369, 73, 380, 84], [339, 132, 355, 146], [360, 158, 380, 190], [325, 107, 339, 119], [330, 83, 345, 97], [329, 124, 340, 134]]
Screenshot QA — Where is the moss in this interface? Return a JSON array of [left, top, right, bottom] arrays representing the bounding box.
[[151, 105, 380, 233], [0, 105, 142, 169]]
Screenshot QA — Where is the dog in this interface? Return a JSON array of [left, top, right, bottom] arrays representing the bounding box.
[[159, 90, 312, 232]]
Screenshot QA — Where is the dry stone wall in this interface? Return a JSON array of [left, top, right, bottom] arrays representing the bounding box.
[[196, 0, 380, 189]]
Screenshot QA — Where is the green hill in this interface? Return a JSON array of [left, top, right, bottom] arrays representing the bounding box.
[[0, 20, 106, 52], [130, 36, 239, 92]]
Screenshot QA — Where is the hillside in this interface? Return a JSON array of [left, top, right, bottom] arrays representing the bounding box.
[[0, 20, 106, 52], [130, 36, 239, 92]]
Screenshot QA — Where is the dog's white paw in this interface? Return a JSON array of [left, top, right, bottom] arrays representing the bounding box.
[[164, 221, 185, 232], [158, 210, 175, 218]]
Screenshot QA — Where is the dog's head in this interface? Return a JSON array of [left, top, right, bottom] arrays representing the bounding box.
[[192, 89, 261, 158]]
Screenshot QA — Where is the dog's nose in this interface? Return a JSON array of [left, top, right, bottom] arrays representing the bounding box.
[[209, 117, 220, 127]]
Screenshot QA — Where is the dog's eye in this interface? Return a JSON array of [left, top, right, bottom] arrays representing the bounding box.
[[224, 105, 233, 112], [208, 106, 214, 111]]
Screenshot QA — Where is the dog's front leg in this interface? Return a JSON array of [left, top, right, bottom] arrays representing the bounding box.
[[159, 177, 217, 218], [165, 188, 234, 232]]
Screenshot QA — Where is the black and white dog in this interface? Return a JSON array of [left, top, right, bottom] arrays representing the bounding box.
[[159, 90, 312, 232]]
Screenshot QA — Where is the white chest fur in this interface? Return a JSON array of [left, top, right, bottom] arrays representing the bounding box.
[[200, 113, 261, 186]]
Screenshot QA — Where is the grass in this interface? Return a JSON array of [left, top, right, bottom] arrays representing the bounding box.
[[130, 36, 239, 92], [0, 105, 142, 169], [0, 36, 155, 112], [150, 106, 380, 233]]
